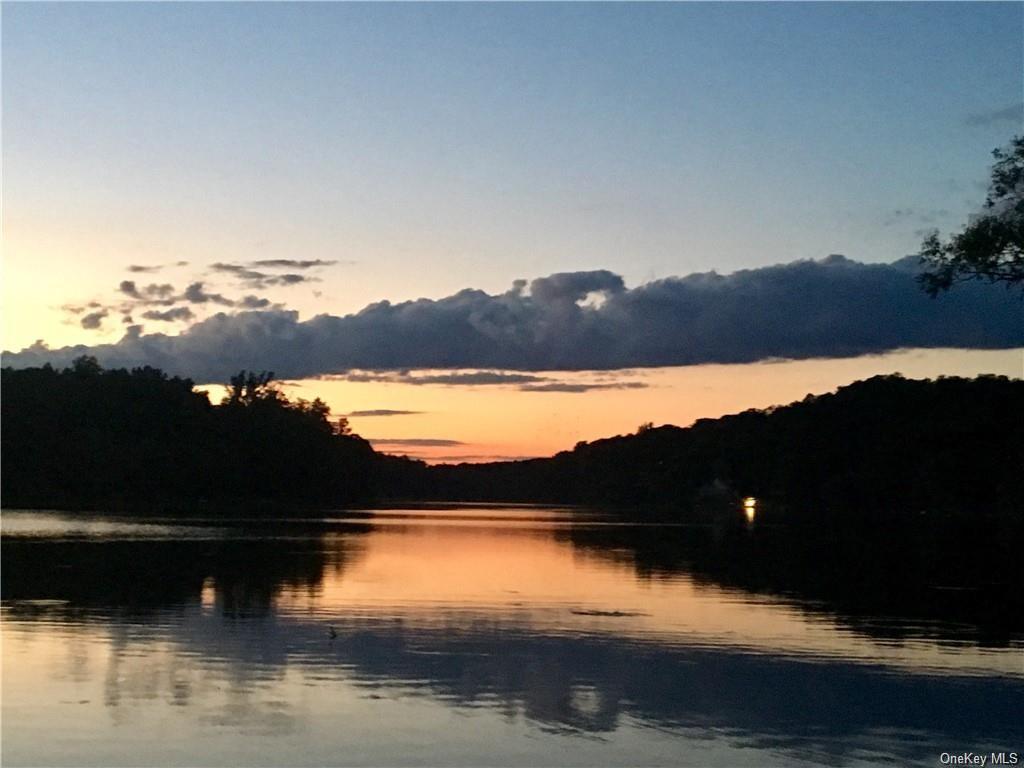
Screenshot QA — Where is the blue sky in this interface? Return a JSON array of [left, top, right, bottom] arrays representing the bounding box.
[[2, 2, 1021, 459], [4, 3, 1021, 346]]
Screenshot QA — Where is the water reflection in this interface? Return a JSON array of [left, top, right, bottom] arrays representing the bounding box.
[[743, 496, 757, 523], [3, 509, 1022, 767], [562, 517, 1024, 649]]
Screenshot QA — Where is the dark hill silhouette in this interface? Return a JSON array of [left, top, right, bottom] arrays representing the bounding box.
[[423, 374, 1023, 515], [1, 357, 378, 510], [2, 358, 1021, 516]]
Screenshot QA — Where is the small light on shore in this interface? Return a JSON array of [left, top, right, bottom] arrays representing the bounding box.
[[743, 496, 757, 522]]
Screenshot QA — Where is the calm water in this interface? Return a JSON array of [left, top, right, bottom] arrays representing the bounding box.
[[2, 507, 1022, 767]]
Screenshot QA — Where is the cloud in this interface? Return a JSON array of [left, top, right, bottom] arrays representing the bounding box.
[[332, 369, 647, 391], [6, 256, 1021, 381], [118, 281, 176, 304], [183, 282, 234, 306], [210, 262, 267, 281], [337, 371, 547, 386], [62, 301, 102, 316], [883, 209, 951, 228], [263, 273, 310, 286], [250, 259, 338, 270], [421, 371, 542, 385], [119, 280, 143, 299], [142, 307, 195, 323], [145, 283, 176, 300], [127, 261, 189, 273], [211, 263, 316, 289], [63, 271, 283, 336], [367, 438, 465, 447], [115, 277, 274, 314], [519, 381, 648, 393], [965, 104, 1023, 127], [237, 295, 274, 309], [346, 409, 423, 417], [80, 310, 108, 330]]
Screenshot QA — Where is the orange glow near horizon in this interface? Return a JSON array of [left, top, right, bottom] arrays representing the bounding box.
[[188, 347, 1024, 463]]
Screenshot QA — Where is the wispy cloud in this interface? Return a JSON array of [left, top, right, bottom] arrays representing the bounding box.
[[142, 307, 195, 323], [8, 256, 1020, 381], [337, 371, 547, 386], [61, 301, 102, 316], [883, 208, 951, 228], [519, 381, 648, 393], [210, 262, 270, 280], [368, 438, 465, 447], [346, 409, 424, 417], [263, 273, 309, 286], [126, 261, 189, 274], [250, 259, 341, 270], [211, 262, 319, 289], [332, 369, 647, 392], [965, 103, 1023, 127]]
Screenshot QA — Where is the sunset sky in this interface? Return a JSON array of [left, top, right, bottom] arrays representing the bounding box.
[[3, 2, 1022, 462]]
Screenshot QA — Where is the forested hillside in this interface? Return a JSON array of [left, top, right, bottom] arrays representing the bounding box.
[[424, 374, 1023, 515], [1, 359, 378, 509], [3, 359, 1020, 516]]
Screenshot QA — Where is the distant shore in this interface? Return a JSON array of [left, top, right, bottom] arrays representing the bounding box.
[[3, 361, 1021, 519]]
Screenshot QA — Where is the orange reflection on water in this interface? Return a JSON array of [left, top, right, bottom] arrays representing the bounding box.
[[272, 515, 1019, 677], [4, 509, 1023, 767], [743, 497, 757, 523]]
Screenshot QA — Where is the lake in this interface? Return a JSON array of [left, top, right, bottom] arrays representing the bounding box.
[[2, 507, 1021, 767]]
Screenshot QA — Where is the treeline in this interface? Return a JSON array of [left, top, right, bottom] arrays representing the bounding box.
[[1, 358, 379, 509], [421, 374, 1023, 515], [3, 359, 1021, 516]]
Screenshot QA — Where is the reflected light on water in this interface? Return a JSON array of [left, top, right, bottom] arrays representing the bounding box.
[[743, 496, 757, 523]]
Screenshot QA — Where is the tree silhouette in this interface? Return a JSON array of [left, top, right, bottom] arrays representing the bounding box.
[[3, 362, 1021, 517], [1, 361, 380, 510], [918, 135, 1024, 294], [424, 374, 1023, 515], [223, 370, 281, 407], [71, 354, 102, 376]]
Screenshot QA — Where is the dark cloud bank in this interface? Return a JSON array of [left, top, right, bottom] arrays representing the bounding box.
[[7, 256, 1021, 382]]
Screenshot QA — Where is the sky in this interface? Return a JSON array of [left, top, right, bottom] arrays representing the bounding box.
[[2, 2, 1022, 462]]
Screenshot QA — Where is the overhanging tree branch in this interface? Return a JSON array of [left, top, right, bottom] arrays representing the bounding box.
[[918, 135, 1024, 295]]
